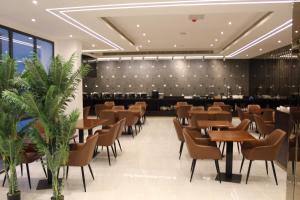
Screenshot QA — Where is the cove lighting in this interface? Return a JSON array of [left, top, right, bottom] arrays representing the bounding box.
[[228, 19, 292, 57], [46, 0, 299, 53], [82, 49, 118, 53]]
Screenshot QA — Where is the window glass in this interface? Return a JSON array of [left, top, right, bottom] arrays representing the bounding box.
[[0, 28, 9, 56], [12, 32, 34, 73], [37, 39, 53, 71]]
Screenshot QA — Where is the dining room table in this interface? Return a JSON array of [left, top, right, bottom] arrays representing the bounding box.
[[76, 118, 108, 143], [197, 120, 234, 129], [208, 130, 256, 183]]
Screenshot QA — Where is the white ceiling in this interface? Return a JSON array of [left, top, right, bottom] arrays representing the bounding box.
[[0, 0, 295, 59]]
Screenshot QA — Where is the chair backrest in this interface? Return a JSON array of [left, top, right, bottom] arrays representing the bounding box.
[[112, 105, 125, 110], [254, 114, 273, 136], [104, 101, 115, 109], [208, 106, 222, 112], [213, 102, 225, 106], [83, 106, 90, 119], [176, 105, 192, 118], [99, 110, 117, 126], [95, 121, 120, 146], [189, 112, 209, 127], [74, 134, 99, 166], [191, 106, 205, 111], [173, 118, 184, 142], [248, 104, 261, 114], [135, 101, 147, 110], [116, 118, 126, 138], [176, 102, 188, 107], [262, 110, 274, 122], [264, 129, 287, 159], [118, 110, 138, 126], [235, 119, 251, 131], [95, 104, 107, 118]]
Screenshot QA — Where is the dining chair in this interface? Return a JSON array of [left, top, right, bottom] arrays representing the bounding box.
[[239, 129, 286, 185], [94, 104, 108, 118], [67, 133, 99, 192], [183, 129, 222, 182], [112, 105, 125, 110], [118, 110, 139, 137], [208, 106, 223, 112], [83, 106, 91, 119], [254, 114, 275, 139], [176, 105, 192, 125]]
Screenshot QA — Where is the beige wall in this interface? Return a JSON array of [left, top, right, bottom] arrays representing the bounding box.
[[55, 39, 83, 118]]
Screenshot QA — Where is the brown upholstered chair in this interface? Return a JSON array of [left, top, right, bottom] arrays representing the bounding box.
[[176, 102, 188, 107], [214, 112, 232, 122], [94, 122, 120, 165], [189, 112, 209, 129], [254, 114, 275, 139], [173, 118, 204, 159], [240, 129, 287, 185], [112, 105, 125, 110], [115, 118, 126, 152], [118, 111, 139, 137], [248, 104, 261, 129], [95, 104, 107, 118], [99, 110, 117, 127], [183, 129, 222, 182], [236, 107, 251, 127], [176, 105, 192, 125], [104, 101, 115, 109], [135, 101, 147, 123], [213, 102, 225, 106], [262, 110, 275, 124], [67, 134, 99, 192], [208, 106, 222, 112], [83, 106, 91, 119], [191, 106, 205, 111]]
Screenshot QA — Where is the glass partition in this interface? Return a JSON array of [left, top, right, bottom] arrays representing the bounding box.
[[0, 28, 9, 56], [37, 39, 53, 70]]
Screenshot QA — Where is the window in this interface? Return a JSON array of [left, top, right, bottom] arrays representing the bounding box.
[[12, 32, 34, 73], [0, 28, 9, 56], [37, 39, 53, 71]]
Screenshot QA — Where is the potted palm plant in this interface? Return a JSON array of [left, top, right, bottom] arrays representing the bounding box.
[[4, 54, 89, 200], [0, 55, 28, 200]]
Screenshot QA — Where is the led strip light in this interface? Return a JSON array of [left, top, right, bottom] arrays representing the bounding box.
[[228, 19, 292, 57], [46, 0, 299, 53]]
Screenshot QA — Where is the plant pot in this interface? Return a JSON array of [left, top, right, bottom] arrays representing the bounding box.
[[7, 191, 20, 200], [51, 195, 64, 200]]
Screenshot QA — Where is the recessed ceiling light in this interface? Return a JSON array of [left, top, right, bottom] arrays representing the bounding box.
[[210, 44, 214, 47], [28, 37, 32, 40], [139, 45, 143, 48], [69, 34, 73, 38], [246, 54, 249, 57], [32, 0, 38, 5], [277, 40, 281, 43], [147, 40, 151, 43], [31, 18, 36, 22], [92, 44, 96, 47], [221, 32, 224, 35], [174, 44, 177, 48], [136, 24, 140, 28], [295, 30, 299, 34], [228, 21, 232, 25], [215, 38, 218, 42], [142, 33, 146, 36], [259, 48, 263, 51]]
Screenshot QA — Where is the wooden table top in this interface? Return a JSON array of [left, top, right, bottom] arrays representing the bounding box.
[[76, 119, 108, 130], [208, 130, 256, 142], [197, 120, 233, 128], [189, 110, 231, 114]]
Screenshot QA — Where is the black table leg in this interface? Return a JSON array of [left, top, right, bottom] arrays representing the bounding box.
[[215, 141, 242, 183], [79, 129, 84, 143]]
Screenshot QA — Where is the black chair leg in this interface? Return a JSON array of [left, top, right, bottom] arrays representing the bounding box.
[[271, 161, 278, 185], [25, 163, 31, 189], [240, 157, 245, 173], [66, 166, 69, 180], [179, 141, 184, 160], [88, 164, 95, 180], [237, 142, 240, 154], [215, 160, 221, 183], [246, 160, 253, 184], [81, 167, 86, 192], [221, 142, 226, 157], [113, 142, 117, 157], [190, 159, 197, 182], [265, 161, 269, 175], [40, 158, 47, 178], [111, 145, 117, 158], [117, 139, 123, 152], [107, 146, 111, 166], [20, 164, 23, 176]]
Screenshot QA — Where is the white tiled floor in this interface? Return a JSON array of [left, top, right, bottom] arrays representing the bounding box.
[[0, 117, 286, 200]]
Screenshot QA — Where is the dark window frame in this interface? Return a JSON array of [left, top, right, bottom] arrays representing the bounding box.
[[0, 24, 54, 58]]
